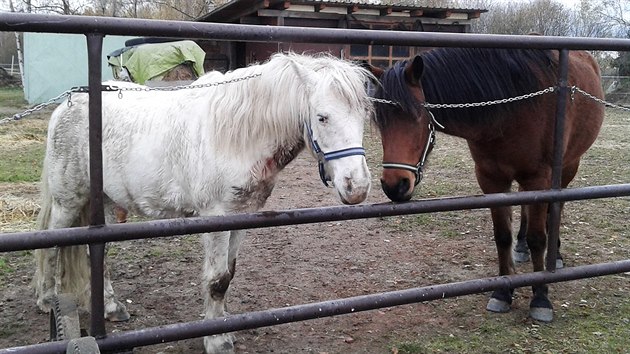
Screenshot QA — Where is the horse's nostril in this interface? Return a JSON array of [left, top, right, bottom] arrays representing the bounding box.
[[344, 177, 353, 193], [381, 178, 412, 202], [397, 178, 410, 196]]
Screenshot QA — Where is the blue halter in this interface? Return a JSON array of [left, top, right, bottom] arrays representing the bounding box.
[[304, 122, 366, 187]]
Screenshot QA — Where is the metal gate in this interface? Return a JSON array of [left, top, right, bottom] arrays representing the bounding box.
[[1, 12, 630, 354]]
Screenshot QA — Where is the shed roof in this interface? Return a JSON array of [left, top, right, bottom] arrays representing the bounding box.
[[198, 0, 487, 23]]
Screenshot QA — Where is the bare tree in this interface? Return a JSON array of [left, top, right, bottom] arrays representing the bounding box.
[[571, 0, 609, 37], [600, 0, 630, 37], [6, 0, 25, 85], [8, 0, 86, 15], [471, 0, 573, 35]]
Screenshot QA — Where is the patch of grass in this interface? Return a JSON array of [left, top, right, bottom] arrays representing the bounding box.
[[0, 95, 49, 182], [0, 143, 45, 182], [393, 294, 630, 353], [0, 256, 9, 274], [0, 87, 27, 109]]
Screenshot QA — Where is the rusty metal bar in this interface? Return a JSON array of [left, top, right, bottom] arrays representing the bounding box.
[[2, 184, 630, 253], [4, 259, 629, 354], [2, 13, 630, 51], [546, 49, 571, 272], [85, 32, 107, 338]]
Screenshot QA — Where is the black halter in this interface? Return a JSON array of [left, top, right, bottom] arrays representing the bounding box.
[[381, 109, 441, 186], [305, 122, 366, 187]]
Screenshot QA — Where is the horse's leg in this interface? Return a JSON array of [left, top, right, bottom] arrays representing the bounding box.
[[101, 198, 130, 322], [34, 248, 59, 312], [523, 200, 554, 322], [549, 160, 581, 270], [514, 203, 530, 263], [475, 170, 516, 313], [225, 230, 246, 314], [202, 230, 235, 354]]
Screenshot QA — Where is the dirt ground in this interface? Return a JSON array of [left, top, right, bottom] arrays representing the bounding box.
[[1, 117, 629, 354]]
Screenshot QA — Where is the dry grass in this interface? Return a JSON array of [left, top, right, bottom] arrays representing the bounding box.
[[0, 183, 40, 233]]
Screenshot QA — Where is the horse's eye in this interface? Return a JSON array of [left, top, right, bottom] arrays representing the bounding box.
[[317, 114, 329, 123]]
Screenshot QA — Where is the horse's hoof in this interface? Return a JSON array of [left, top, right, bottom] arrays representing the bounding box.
[[105, 301, 130, 322], [530, 307, 553, 322], [556, 258, 564, 269], [204, 333, 235, 354], [37, 295, 54, 313], [106, 309, 130, 322], [486, 298, 511, 313], [513, 250, 530, 263]]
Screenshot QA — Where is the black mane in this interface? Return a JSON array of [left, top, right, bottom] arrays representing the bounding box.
[[372, 48, 558, 130]]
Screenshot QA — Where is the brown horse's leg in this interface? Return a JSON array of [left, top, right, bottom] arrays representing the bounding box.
[[475, 170, 516, 313], [523, 201, 554, 322], [514, 202, 530, 263], [486, 205, 517, 312], [550, 160, 581, 269]]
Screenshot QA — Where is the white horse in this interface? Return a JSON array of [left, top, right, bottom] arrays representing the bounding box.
[[34, 52, 373, 353]]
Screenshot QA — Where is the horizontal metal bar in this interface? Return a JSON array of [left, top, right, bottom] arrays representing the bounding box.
[[2, 184, 630, 252], [2, 13, 630, 51], [4, 259, 629, 354]]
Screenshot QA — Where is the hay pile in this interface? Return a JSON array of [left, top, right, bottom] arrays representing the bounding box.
[[0, 183, 40, 233]]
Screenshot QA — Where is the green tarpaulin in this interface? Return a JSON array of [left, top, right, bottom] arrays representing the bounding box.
[[107, 40, 205, 84]]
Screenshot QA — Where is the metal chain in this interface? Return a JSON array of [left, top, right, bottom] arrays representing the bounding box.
[[570, 86, 630, 112], [368, 86, 556, 108], [0, 89, 75, 125], [423, 86, 556, 109], [369, 97, 400, 106], [370, 85, 630, 114], [4, 78, 628, 125], [105, 72, 262, 97], [1, 73, 262, 125]]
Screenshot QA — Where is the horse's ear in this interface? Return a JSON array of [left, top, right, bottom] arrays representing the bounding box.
[[357, 60, 384, 79], [404, 55, 424, 87], [289, 60, 317, 91]]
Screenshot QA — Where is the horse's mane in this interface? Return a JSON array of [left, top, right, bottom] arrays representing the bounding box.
[[193, 52, 373, 153], [373, 48, 557, 130]]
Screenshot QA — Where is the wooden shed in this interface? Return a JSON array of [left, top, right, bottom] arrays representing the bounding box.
[[196, 0, 487, 70]]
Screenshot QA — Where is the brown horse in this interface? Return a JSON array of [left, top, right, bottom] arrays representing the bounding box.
[[369, 48, 604, 322]]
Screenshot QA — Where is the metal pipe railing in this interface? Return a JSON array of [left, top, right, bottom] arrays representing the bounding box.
[[2, 184, 630, 253], [3, 259, 629, 354], [2, 13, 630, 51]]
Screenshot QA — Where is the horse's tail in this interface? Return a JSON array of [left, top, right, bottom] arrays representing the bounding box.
[[33, 156, 92, 311], [33, 158, 53, 303]]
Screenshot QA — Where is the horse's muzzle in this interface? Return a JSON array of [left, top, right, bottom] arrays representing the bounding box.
[[381, 178, 413, 202], [338, 179, 370, 205]]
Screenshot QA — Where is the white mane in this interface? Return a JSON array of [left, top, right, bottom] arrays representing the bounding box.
[[191, 52, 374, 155]]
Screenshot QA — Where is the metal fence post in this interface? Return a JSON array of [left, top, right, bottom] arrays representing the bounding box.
[[86, 32, 107, 338]]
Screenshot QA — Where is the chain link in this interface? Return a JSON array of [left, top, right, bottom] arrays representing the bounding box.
[[423, 86, 556, 109], [0, 89, 75, 125], [104, 72, 262, 97], [570, 86, 630, 112], [368, 97, 400, 106], [370, 85, 630, 114], [1, 73, 262, 125]]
